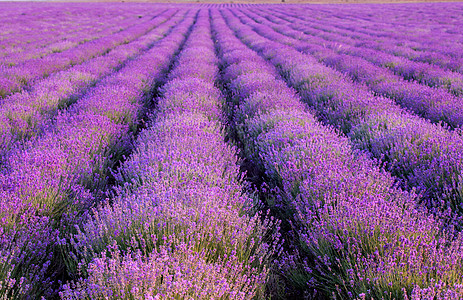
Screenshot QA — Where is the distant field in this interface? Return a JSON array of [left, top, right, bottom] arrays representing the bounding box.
[[51, 0, 463, 3], [132, 0, 460, 3], [2, 2, 463, 299]]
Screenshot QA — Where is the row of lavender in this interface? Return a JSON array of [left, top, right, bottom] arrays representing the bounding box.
[[257, 7, 463, 112], [0, 5, 140, 67], [0, 3, 174, 64], [0, 4, 175, 98], [270, 3, 463, 72], [226, 8, 463, 230], [0, 7, 195, 299], [60, 9, 277, 299], [216, 8, 463, 299], [269, 7, 463, 87], [0, 8, 179, 156], [266, 10, 462, 94]]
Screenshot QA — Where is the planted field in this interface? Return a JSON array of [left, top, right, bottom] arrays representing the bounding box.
[[1, 2, 463, 299]]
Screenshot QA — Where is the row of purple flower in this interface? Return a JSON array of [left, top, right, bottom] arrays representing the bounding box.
[[1, 8, 194, 298], [0, 4, 146, 68], [225, 7, 463, 234], [0, 5, 173, 98]]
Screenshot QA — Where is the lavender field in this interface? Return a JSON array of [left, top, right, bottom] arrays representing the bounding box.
[[1, 2, 463, 299]]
